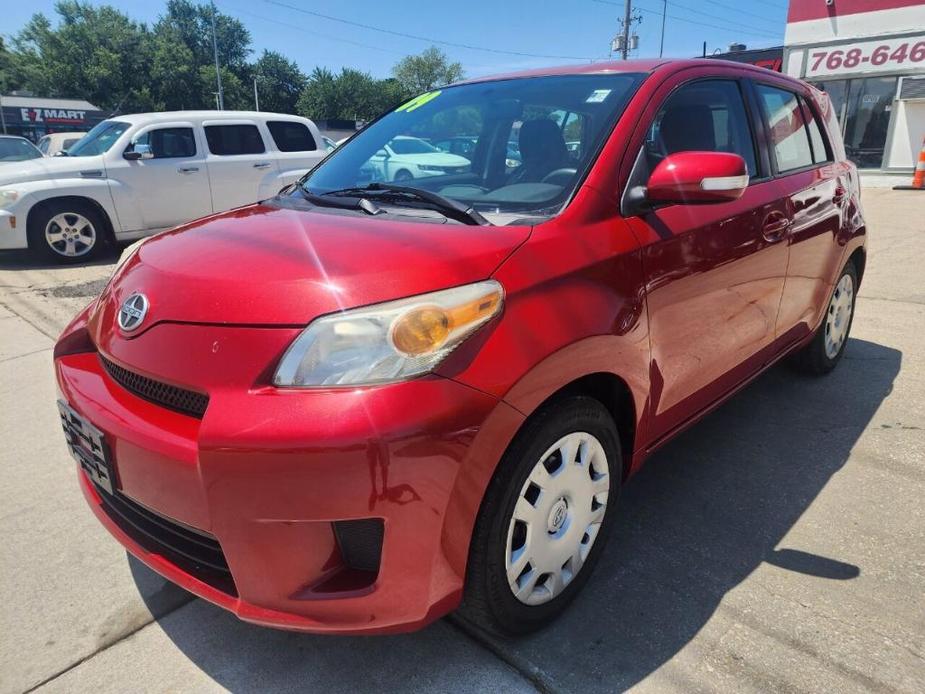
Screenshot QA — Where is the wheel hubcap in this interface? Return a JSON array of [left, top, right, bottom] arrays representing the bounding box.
[[824, 273, 854, 359], [505, 432, 610, 606], [45, 212, 96, 257]]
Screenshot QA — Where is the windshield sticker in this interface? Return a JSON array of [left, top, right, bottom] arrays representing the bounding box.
[[585, 89, 612, 104], [396, 90, 442, 113]]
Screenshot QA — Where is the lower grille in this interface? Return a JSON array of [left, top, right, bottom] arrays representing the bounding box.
[[93, 481, 236, 596], [99, 355, 209, 419]]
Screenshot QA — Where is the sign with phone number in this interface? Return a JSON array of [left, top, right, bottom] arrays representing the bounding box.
[[806, 36, 925, 77]]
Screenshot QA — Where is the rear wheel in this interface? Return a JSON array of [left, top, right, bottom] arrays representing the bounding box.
[[28, 200, 107, 263], [791, 261, 858, 375], [459, 397, 621, 635]]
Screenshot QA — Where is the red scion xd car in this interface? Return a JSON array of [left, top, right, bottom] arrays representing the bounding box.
[[54, 59, 866, 635]]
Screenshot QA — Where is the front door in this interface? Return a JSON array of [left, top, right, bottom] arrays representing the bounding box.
[[110, 123, 212, 231], [624, 77, 790, 442]]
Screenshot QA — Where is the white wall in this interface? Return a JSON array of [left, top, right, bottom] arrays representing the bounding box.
[[885, 99, 925, 170]]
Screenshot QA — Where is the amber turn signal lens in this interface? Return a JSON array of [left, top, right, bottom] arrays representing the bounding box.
[[391, 306, 450, 355], [390, 287, 503, 357]]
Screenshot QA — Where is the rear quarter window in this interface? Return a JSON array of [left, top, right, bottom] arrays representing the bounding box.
[[267, 121, 317, 152], [205, 124, 266, 155]]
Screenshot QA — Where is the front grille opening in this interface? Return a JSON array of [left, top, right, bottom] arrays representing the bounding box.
[[333, 519, 384, 574], [92, 481, 236, 596], [99, 355, 209, 419]]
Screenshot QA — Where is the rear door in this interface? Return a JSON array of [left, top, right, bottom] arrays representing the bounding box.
[[203, 120, 276, 211], [110, 122, 212, 231], [752, 81, 849, 344], [264, 119, 326, 187], [623, 71, 790, 441]]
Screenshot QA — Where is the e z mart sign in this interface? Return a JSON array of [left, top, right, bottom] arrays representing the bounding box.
[[807, 35, 925, 77], [20, 107, 88, 124]]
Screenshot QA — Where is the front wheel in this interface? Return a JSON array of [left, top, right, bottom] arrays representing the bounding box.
[[791, 261, 858, 375], [459, 397, 622, 635], [27, 200, 107, 263]]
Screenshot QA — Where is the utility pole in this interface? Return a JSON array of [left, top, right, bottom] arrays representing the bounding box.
[[0, 94, 7, 135], [210, 3, 224, 110], [621, 0, 632, 60], [253, 77, 260, 111], [659, 0, 667, 58]]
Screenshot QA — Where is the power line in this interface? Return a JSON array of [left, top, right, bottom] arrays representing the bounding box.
[[261, 0, 595, 61], [695, 0, 786, 24], [220, 2, 407, 56], [592, 0, 781, 39], [665, 0, 780, 31]]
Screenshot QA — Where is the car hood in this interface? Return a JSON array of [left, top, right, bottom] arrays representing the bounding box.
[[0, 154, 104, 185], [92, 202, 529, 329]]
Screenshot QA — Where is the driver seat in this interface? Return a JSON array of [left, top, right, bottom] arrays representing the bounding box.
[[509, 119, 572, 184]]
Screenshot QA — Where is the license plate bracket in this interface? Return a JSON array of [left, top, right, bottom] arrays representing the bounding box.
[[57, 400, 116, 494]]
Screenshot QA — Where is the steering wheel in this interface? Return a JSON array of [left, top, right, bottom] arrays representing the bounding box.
[[541, 168, 577, 186]]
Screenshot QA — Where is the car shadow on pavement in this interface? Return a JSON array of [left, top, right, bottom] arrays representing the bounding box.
[[130, 337, 900, 693], [0, 246, 122, 270]]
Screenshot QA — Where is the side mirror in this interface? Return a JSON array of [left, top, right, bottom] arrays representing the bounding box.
[[124, 143, 154, 161], [375, 148, 389, 158], [646, 151, 748, 205]]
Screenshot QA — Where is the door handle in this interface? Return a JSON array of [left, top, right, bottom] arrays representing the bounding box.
[[761, 212, 792, 242], [253, 162, 272, 169], [177, 166, 199, 174], [833, 185, 847, 205]]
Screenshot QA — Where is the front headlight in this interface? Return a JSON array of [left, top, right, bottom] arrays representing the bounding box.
[[273, 280, 504, 387], [0, 189, 20, 209], [417, 164, 447, 172]]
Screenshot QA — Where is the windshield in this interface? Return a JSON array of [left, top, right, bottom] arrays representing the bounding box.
[[0, 138, 43, 162], [302, 74, 643, 220], [68, 120, 130, 157]]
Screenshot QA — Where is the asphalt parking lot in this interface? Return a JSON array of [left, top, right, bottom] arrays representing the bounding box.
[[1, 188, 923, 693]]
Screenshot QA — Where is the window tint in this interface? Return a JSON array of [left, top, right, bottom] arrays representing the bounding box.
[[267, 121, 317, 152], [205, 124, 265, 155], [132, 127, 196, 158], [647, 80, 757, 177], [800, 97, 830, 164], [755, 84, 814, 173]]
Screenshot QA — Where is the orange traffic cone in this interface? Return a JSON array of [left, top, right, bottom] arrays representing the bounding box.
[[895, 136, 925, 190]]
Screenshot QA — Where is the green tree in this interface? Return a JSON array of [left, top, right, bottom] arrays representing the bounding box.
[[297, 68, 408, 122], [8, 2, 155, 112], [391, 47, 464, 95], [251, 50, 306, 114]]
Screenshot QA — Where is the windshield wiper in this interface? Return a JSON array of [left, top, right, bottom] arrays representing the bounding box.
[[297, 183, 382, 216], [323, 183, 489, 226]]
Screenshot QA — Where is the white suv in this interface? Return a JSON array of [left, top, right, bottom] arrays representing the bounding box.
[[0, 111, 326, 262]]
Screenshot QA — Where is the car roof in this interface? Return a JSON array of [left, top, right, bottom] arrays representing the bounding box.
[[450, 58, 805, 88], [104, 111, 313, 125]]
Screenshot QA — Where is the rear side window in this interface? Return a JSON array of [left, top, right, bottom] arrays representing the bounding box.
[[133, 127, 196, 158], [647, 79, 758, 177], [205, 124, 265, 155], [800, 97, 830, 164], [755, 84, 814, 173], [267, 121, 317, 152]]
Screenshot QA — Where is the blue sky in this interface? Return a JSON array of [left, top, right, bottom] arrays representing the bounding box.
[[3, 0, 790, 79]]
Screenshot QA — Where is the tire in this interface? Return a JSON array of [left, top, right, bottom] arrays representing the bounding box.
[[459, 396, 622, 635], [393, 169, 413, 183], [790, 261, 858, 375], [27, 199, 108, 263]]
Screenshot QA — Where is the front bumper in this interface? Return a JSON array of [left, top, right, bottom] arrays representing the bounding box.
[[54, 319, 523, 634], [0, 209, 28, 250]]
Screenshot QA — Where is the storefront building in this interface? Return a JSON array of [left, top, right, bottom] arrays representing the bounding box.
[[783, 0, 925, 172], [0, 95, 106, 143]]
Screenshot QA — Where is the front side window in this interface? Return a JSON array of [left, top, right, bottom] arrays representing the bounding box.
[[38, 138, 50, 154], [755, 84, 814, 173], [644, 79, 758, 177], [68, 120, 130, 157], [0, 138, 43, 161], [267, 121, 317, 152], [301, 74, 643, 220], [205, 124, 265, 155], [131, 127, 196, 158]]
